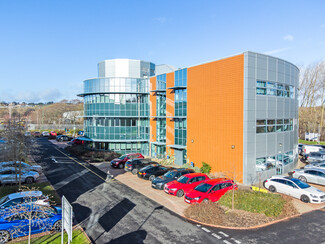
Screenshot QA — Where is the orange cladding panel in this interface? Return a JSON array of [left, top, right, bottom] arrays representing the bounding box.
[[150, 77, 156, 142], [187, 54, 244, 182], [166, 73, 175, 146]]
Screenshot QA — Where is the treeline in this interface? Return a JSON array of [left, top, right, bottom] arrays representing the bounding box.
[[299, 60, 325, 140]]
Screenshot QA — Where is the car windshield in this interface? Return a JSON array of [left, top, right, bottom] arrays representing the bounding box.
[[194, 183, 213, 193], [164, 171, 177, 178], [291, 178, 310, 189], [177, 176, 189, 184], [0, 196, 9, 205], [118, 156, 126, 160]]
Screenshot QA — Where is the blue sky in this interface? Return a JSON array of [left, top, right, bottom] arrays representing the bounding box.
[[0, 0, 324, 102]]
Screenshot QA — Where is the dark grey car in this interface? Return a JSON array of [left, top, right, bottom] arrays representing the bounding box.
[[0, 167, 39, 185], [151, 168, 195, 190], [306, 151, 325, 163]]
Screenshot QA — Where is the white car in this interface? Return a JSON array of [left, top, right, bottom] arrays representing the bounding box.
[[264, 176, 325, 203], [305, 161, 325, 169], [0, 161, 42, 173], [0, 191, 49, 210], [42, 131, 50, 137], [292, 168, 325, 186]]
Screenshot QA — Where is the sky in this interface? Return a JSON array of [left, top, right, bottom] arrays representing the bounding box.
[[0, 0, 324, 103]]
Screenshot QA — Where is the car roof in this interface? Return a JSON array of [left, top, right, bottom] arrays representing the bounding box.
[[7, 191, 43, 200], [183, 172, 207, 178], [204, 178, 232, 184], [304, 167, 325, 172]]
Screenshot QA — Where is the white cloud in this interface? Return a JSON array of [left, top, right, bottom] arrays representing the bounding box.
[[153, 17, 167, 24], [264, 47, 290, 55], [283, 35, 294, 41], [0, 88, 63, 103]]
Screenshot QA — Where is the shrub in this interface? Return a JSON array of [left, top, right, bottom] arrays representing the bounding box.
[[200, 162, 211, 174]]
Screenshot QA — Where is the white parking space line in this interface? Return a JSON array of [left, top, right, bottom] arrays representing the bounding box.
[[211, 233, 222, 239], [223, 240, 232, 244], [51, 156, 57, 163], [201, 227, 211, 233], [219, 231, 229, 237], [231, 238, 241, 244], [196, 224, 201, 227]]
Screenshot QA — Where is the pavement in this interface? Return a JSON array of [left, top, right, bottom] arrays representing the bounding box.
[[41, 139, 325, 243]]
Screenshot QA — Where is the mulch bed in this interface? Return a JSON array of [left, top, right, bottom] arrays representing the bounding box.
[[184, 195, 299, 228]]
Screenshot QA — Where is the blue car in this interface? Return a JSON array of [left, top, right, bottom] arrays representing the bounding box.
[[0, 204, 62, 243]]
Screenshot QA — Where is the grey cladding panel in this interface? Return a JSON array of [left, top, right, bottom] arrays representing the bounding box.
[[267, 133, 276, 155], [256, 135, 267, 157], [257, 69, 267, 81]]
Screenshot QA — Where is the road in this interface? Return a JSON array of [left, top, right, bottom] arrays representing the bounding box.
[[31, 138, 325, 244]]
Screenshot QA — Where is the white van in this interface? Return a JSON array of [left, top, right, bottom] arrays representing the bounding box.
[[302, 145, 321, 155]]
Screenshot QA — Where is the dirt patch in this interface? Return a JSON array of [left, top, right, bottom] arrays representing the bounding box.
[[184, 195, 299, 228]]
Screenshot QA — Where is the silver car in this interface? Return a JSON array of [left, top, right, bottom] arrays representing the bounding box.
[[292, 168, 325, 186], [0, 167, 39, 185], [0, 191, 49, 210], [0, 161, 42, 173], [305, 161, 325, 169], [306, 152, 325, 163]]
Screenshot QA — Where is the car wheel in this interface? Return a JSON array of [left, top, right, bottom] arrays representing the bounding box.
[[176, 189, 184, 197], [203, 198, 209, 204], [149, 175, 155, 181], [298, 176, 307, 183], [25, 177, 34, 184], [268, 185, 276, 193], [118, 163, 124, 169], [132, 168, 138, 175], [301, 194, 310, 203], [52, 220, 62, 232], [0, 230, 10, 243]]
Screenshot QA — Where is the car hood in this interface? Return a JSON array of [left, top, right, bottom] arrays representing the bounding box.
[[186, 189, 205, 198], [23, 171, 39, 177], [166, 180, 182, 188], [153, 176, 174, 184], [303, 186, 325, 196], [31, 165, 42, 170], [111, 159, 121, 163]]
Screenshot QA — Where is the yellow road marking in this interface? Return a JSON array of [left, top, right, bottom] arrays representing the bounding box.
[[54, 147, 110, 183]]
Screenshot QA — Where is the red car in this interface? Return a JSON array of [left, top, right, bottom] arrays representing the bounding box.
[[110, 153, 144, 169], [184, 178, 237, 204], [71, 138, 84, 145], [164, 173, 209, 197], [50, 131, 57, 136]]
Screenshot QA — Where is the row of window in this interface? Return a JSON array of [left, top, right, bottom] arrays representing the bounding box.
[[256, 119, 294, 133], [85, 126, 149, 140], [90, 142, 149, 155], [256, 151, 294, 172], [156, 74, 166, 90], [156, 119, 166, 142], [256, 81, 294, 98], [84, 104, 149, 117], [84, 118, 148, 127], [175, 68, 187, 87], [175, 89, 187, 117], [84, 94, 149, 104], [175, 119, 187, 146], [84, 78, 149, 94], [157, 94, 166, 117]]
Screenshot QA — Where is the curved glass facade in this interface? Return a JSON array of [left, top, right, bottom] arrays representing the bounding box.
[[81, 74, 152, 155]]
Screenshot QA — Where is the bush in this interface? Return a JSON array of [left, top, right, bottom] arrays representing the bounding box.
[[200, 162, 211, 174], [218, 190, 285, 217]]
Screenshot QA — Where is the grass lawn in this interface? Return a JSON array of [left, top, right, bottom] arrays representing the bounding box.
[[299, 139, 325, 145], [15, 229, 90, 244], [0, 182, 61, 205], [218, 190, 285, 217]]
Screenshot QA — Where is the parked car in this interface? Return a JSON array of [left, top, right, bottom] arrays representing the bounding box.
[[56, 135, 71, 142], [306, 151, 325, 163], [292, 168, 325, 186], [41, 131, 50, 137], [298, 144, 303, 155], [50, 131, 57, 136], [302, 145, 321, 159], [305, 161, 325, 169], [0, 204, 62, 243], [0, 161, 42, 173], [184, 178, 237, 204], [0, 191, 49, 210], [69, 138, 84, 145], [151, 168, 195, 190], [124, 159, 155, 174], [137, 164, 174, 181], [164, 173, 210, 197], [110, 153, 144, 169], [263, 175, 325, 203], [24, 131, 31, 137], [33, 131, 41, 138], [0, 167, 39, 185]]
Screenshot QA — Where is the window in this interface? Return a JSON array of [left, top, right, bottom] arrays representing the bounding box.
[[256, 81, 295, 99], [257, 118, 293, 134], [211, 184, 221, 191], [220, 182, 232, 189]]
